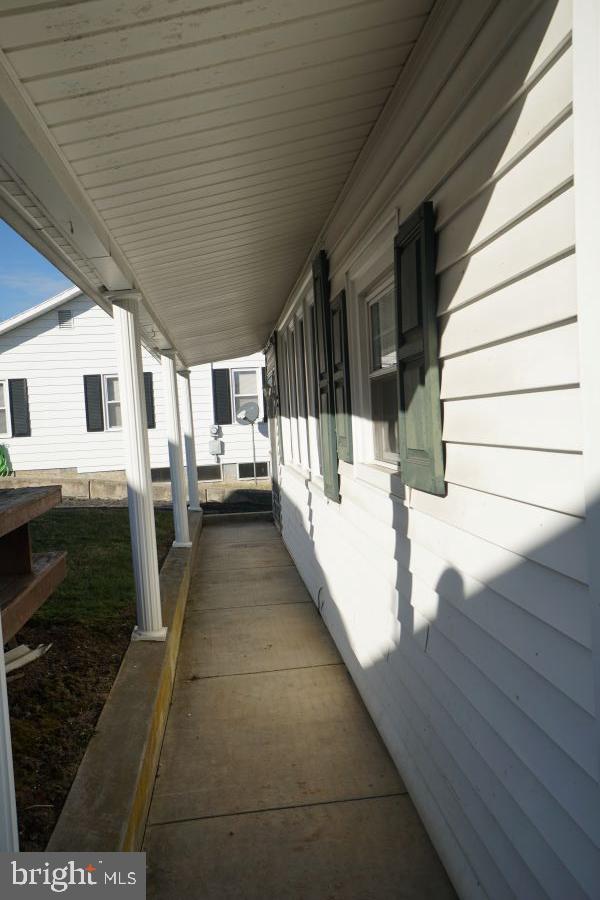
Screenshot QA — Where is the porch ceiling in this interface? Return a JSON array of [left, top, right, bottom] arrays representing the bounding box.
[[0, 0, 434, 365]]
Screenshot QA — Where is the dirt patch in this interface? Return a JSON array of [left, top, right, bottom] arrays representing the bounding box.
[[7, 620, 132, 851], [6, 507, 174, 850]]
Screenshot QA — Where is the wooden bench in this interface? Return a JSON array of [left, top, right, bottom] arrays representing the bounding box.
[[0, 486, 67, 642]]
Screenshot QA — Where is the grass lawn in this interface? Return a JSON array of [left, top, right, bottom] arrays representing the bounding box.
[[7, 507, 174, 850]]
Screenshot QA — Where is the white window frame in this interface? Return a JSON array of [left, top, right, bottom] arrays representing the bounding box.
[[303, 292, 322, 478], [238, 460, 270, 480], [366, 280, 400, 467], [0, 380, 10, 438], [103, 374, 122, 432], [285, 325, 300, 465], [230, 367, 261, 423]]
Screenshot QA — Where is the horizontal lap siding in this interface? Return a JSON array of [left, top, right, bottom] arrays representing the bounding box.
[[0, 298, 168, 472], [0, 300, 269, 472], [280, 2, 595, 898]]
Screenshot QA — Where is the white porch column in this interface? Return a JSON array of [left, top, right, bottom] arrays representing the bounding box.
[[179, 369, 201, 511], [0, 615, 19, 851], [162, 351, 191, 547], [110, 292, 166, 642]]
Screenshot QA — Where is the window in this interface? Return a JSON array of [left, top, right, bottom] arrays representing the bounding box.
[[232, 369, 259, 421], [103, 375, 122, 429], [152, 464, 222, 482], [239, 461, 269, 479], [0, 379, 31, 438], [307, 302, 322, 472], [293, 318, 310, 467], [84, 372, 154, 433], [58, 309, 74, 328], [368, 287, 399, 464], [0, 381, 8, 436]]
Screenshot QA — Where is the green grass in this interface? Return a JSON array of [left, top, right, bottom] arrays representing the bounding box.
[[29, 508, 174, 626]]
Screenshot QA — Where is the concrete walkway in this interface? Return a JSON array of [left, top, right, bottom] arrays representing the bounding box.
[[144, 520, 456, 899]]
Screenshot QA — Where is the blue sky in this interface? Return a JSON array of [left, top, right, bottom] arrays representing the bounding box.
[[0, 219, 73, 321]]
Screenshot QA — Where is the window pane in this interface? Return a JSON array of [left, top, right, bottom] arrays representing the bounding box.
[[234, 370, 256, 395], [379, 293, 396, 367], [108, 402, 122, 428], [0, 409, 6, 434], [370, 291, 396, 371], [0, 383, 5, 408], [106, 377, 119, 402], [370, 303, 381, 370], [234, 395, 258, 418], [371, 372, 399, 462]]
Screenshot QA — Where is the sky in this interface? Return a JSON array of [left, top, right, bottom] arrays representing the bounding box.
[[0, 219, 73, 321]]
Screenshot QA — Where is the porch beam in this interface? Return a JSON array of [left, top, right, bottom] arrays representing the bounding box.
[[110, 291, 166, 642], [162, 351, 192, 548], [179, 370, 201, 512]]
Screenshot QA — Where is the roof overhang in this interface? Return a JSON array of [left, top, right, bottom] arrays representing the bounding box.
[[0, 0, 439, 365]]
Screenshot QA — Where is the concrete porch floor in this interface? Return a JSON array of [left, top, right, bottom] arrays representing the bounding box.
[[143, 520, 456, 899]]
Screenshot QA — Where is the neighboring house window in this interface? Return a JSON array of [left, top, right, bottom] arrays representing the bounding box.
[[0, 381, 9, 437], [83, 373, 155, 432], [0, 379, 31, 437], [211, 366, 263, 425], [367, 286, 399, 465], [239, 461, 269, 479], [104, 374, 122, 429], [58, 309, 74, 328], [232, 368, 259, 421]]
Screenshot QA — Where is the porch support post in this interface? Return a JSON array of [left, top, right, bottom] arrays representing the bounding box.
[[0, 613, 19, 851], [162, 351, 191, 547], [179, 369, 201, 511], [110, 291, 166, 642]]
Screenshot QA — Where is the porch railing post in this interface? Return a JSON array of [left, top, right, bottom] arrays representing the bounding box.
[[0, 612, 19, 851], [162, 351, 191, 547], [179, 369, 201, 511], [110, 291, 166, 642]]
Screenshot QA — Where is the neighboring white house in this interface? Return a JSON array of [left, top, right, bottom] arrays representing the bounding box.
[[0, 288, 269, 480]]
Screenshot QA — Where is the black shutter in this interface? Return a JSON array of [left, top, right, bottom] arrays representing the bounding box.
[[330, 290, 353, 463], [312, 250, 340, 502], [394, 201, 445, 495], [261, 366, 267, 422], [212, 368, 232, 424], [8, 379, 30, 437], [143, 372, 156, 429], [83, 374, 104, 432]]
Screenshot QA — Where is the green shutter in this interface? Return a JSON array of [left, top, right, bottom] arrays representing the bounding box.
[[312, 250, 340, 502], [265, 333, 282, 528], [330, 290, 353, 463], [394, 202, 445, 496]]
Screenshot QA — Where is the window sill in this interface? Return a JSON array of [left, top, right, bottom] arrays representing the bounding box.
[[354, 461, 405, 501], [283, 460, 311, 482]]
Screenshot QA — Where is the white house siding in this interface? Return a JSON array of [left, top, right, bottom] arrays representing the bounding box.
[[276, 2, 597, 899], [0, 295, 269, 475]]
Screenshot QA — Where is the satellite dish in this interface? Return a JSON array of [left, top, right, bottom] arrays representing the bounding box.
[[236, 401, 260, 425]]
